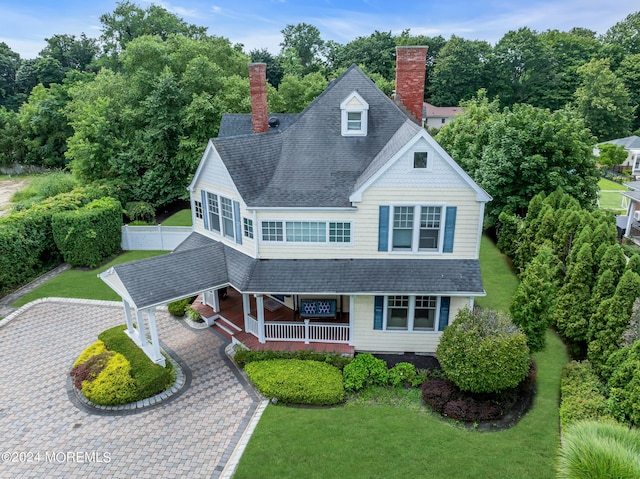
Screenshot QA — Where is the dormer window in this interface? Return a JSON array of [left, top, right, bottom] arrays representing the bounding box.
[[414, 151, 428, 168], [341, 91, 369, 136]]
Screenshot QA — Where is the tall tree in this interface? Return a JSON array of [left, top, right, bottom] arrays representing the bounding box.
[[616, 53, 640, 131], [602, 11, 640, 56], [429, 36, 491, 106], [40, 33, 99, 71], [250, 48, 284, 87], [331, 31, 396, 81], [280, 23, 325, 75], [574, 58, 635, 141], [0, 42, 21, 109]]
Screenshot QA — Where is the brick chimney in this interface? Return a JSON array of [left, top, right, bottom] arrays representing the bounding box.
[[248, 62, 269, 134], [394, 46, 428, 124]]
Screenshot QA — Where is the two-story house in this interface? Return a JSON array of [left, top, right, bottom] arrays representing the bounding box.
[[100, 47, 490, 365]]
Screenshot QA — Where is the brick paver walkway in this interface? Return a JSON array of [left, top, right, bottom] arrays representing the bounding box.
[[0, 299, 263, 478]]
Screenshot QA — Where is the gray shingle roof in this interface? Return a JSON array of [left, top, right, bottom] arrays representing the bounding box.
[[212, 65, 411, 208], [600, 135, 640, 150], [111, 234, 484, 309], [218, 113, 299, 137]]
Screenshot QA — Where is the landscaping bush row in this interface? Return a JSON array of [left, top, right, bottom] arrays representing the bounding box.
[[559, 361, 612, 428], [70, 325, 174, 406], [233, 347, 352, 371], [0, 184, 115, 295], [52, 197, 122, 268]]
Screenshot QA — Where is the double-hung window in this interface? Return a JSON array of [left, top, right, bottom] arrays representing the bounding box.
[[207, 192, 221, 233], [385, 295, 438, 331], [220, 197, 234, 239], [391, 205, 442, 252]]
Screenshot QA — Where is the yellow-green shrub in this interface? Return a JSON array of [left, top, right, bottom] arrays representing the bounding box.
[[245, 359, 344, 405], [73, 340, 108, 368], [82, 352, 137, 406]]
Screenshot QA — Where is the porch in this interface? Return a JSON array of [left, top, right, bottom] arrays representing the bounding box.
[[190, 288, 355, 355]]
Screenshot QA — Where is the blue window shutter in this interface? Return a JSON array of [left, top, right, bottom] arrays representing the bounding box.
[[378, 206, 390, 252], [201, 190, 209, 230], [373, 296, 384, 330], [438, 297, 450, 331], [443, 206, 457, 253], [233, 200, 242, 245]]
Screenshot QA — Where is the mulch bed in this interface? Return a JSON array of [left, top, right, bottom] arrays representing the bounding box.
[[373, 352, 537, 431]]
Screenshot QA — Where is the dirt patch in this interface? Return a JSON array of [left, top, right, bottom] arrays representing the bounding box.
[[0, 178, 29, 217]]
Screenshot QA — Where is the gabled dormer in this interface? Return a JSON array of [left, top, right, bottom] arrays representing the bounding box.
[[340, 91, 369, 137]]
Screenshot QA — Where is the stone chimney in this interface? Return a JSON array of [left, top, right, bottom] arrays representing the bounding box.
[[248, 62, 269, 134], [394, 46, 428, 124]]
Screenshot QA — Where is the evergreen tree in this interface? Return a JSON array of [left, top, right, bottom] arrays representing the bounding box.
[[510, 246, 560, 351]]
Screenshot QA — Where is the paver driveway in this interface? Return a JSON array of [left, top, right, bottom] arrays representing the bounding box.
[[0, 299, 261, 478]]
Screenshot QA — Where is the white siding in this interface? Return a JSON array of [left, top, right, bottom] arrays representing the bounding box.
[[352, 295, 470, 353]]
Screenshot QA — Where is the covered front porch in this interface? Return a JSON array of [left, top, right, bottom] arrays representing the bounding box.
[[191, 287, 354, 355]]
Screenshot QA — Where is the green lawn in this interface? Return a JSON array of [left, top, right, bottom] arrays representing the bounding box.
[[161, 209, 192, 226], [598, 178, 628, 191], [235, 236, 567, 479], [475, 235, 519, 311], [234, 330, 567, 479], [598, 178, 628, 214], [12, 250, 167, 308]]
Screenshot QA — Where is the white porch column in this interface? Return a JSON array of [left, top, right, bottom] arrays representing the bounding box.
[[242, 293, 251, 331], [136, 309, 149, 348], [349, 295, 355, 346], [256, 294, 266, 343], [212, 289, 220, 313], [123, 300, 135, 337], [145, 309, 165, 366], [626, 200, 637, 238]]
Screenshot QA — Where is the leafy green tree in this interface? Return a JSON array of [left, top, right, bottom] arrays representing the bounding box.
[[40, 33, 99, 71], [496, 209, 522, 258], [0, 42, 21, 109], [589, 269, 618, 324], [553, 208, 582, 263], [330, 31, 396, 81], [616, 53, 640, 130], [597, 244, 627, 279], [18, 83, 73, 168], [510, 246, 560, 351], [395, 30, 447, 101], [489, 28, 553, 107], [0, 107, 26, 165], [596, 143, 629, 170], [429, 36, 492, 106], [250, 48, 284, 88], [625, 254, 640, 275], [277, 72, 327, 113], [574, 58, 635, 141], [554, 243, 595, 345], [602, 11, 640, 56], [280, 23, 326, 75]]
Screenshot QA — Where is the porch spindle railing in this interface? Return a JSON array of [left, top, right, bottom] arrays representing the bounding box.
[[260, 319, 350, 344]]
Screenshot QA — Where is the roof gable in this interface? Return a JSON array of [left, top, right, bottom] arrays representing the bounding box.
[[208, 65, 411, 208]]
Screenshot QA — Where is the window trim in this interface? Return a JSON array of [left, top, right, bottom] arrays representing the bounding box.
[[389, 204, 445, 253], [382, 295, 440, 332], [243, 217, 254, 239], [340, 91, 369, 137], [413, 151, 428, 169], [260, 219, 353, 245]]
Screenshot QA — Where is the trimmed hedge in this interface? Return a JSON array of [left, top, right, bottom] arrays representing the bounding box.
[[245, 359, 344, 405], [82, 353, 138, 406], [98, 325, 173, 399], [607, 340, 640, 426], [436, 307, 530, 393], [559, 361, 612, 428], [0, 185, 108, 295], [233, 346, 352, 371], [52, 197, 122, 268], [72, 340, 108, 368]]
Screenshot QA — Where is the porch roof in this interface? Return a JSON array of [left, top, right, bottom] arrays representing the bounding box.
[[102, 233, 485, 310]]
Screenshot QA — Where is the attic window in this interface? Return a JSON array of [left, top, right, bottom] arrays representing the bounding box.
[[341, 91, 369, 137], [414, 152, 428, 168]]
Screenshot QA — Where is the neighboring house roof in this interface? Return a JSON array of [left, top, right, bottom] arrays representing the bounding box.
[[207, 65, 413, 208], [218, 113, 299, 137], [625, 181, 640, 191], [422, 102, 464, 119], [600, 135, 640, 150], [103, 233, 485, 310]]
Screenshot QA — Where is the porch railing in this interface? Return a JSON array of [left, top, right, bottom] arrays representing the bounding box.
[[263, 319, 350, 344], [245, 315, 260, 337]]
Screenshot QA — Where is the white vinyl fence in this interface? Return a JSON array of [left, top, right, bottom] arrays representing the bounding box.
[[121, 225, 192, 250]]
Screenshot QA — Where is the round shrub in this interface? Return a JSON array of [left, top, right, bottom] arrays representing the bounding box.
[[125, 201, 155, 224], [557, 421, 640, 479], [436, 307, 530, 393], [343, 353, 388, 392], [81, 352, 137, 406], [388, 362, 422, 388], [168, 298, 191, 317], [245, 359, 344, 405]]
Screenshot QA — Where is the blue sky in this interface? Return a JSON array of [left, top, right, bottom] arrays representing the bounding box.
[[1, 0, 638, 59]]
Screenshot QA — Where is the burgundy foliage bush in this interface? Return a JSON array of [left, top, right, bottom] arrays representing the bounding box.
[[69, 351, 113, 389]]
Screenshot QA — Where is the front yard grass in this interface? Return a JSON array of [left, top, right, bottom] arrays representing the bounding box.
[[475, 234, 519, 311], [234, 330, 567, 479], [12, 250, 167, 308]]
